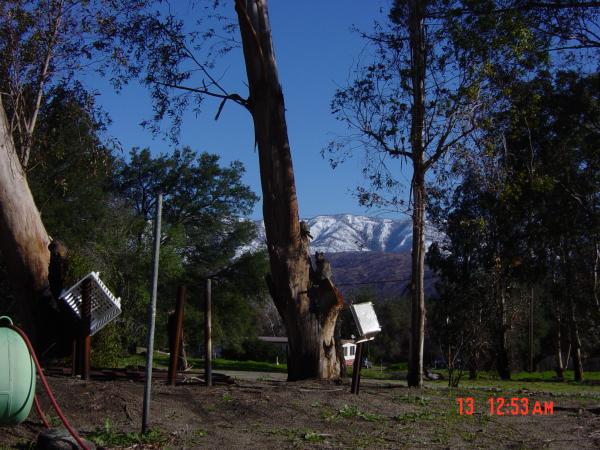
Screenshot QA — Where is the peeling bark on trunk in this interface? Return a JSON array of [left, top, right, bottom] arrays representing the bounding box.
[[235, 0, 343, 380], [0, 98, 51, 340]]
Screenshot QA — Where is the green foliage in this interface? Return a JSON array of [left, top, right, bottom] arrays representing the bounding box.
[[91, 324, 122, 368], [3, 80, 269, 361], [427, 70, 600, 380]]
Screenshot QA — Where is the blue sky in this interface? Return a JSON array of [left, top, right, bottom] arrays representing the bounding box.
[[86, 1, 409, 219]]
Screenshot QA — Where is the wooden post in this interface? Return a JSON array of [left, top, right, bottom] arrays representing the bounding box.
[[142, 193, 162, 435], [351, 342, 363, 395], [168, 286, 186, 386], [205, 278, 212, 387], [71, 339, 78, 376], [81, 278, 92, 381]]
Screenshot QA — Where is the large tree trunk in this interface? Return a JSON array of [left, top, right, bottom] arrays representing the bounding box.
[[235, 0, 343, 381], [406, 0, 427, 388], [0, 98, 56, 348]]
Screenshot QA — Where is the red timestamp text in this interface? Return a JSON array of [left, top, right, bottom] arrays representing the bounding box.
[[456, 397, 554, 416]]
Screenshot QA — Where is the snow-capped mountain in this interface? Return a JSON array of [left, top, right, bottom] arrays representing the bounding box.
[[244, 214, 442, 254]]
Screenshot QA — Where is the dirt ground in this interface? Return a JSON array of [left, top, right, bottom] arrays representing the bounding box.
[[2, 373, 600, 449]]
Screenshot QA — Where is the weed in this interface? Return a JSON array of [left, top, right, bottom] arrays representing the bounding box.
[[178, 425, 208, 447], [45, 414, 61, 427], [268, 427, 327, 444], [310, 400, 321, 408], [460, 431, 477, 442], [394, 394, 431, 406], [222, 392, 233, 402], [303, 431, 325, 443], [393, 410, 433, 424], [348, 432, 387, 449], [87, 418, 166, 448], [336, 404, 384, 422]]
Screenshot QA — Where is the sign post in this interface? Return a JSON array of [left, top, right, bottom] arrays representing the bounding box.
[[349, 302, 381, 395]]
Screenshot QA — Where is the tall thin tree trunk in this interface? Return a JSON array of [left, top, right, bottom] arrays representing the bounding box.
[[0, 98, 51, 343], [568, 295, 584, 382], [235, 0, 343, 380], [406, 0, 427, 389], [554, 302, 565, 381], [496, 285, 511, 380], [593, 241, 599, 313], [408, 171, 426, 387], [528, 287, 534, 372], [562, 243, 583, 382]]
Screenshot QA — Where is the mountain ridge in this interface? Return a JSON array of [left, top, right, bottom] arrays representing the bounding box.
[[240, 214, 440, 298], [243, 213, 442, 254]]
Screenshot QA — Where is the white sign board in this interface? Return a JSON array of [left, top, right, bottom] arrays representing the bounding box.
[[350, 302, 381, 343]]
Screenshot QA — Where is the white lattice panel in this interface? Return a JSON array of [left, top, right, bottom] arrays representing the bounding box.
[[59, 272, 121, 336]]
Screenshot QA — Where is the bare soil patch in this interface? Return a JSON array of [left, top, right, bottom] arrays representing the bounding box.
[[1, 374, 600, 449]]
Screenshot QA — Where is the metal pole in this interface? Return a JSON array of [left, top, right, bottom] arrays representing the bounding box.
[[205, 278, 212, 387], [71, 339, 77, 376], [168, 286, 186, 386], [142, 193, 162, 434]]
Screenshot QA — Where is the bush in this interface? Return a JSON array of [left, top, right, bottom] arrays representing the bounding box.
[[91, 323, 123, 367]]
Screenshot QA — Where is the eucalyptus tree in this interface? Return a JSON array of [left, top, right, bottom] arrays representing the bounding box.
[[0, 0, 144, 346], [106, 0, 345, 380], [326, 0, 494, 387]]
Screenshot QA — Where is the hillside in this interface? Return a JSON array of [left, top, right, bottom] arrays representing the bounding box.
[[326, 251, 437, 299]]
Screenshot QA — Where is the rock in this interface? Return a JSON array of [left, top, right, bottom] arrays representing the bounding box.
[[37, 428, 96, 450]]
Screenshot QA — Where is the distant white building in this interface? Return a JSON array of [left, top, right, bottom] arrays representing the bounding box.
[[341, 340, 356, 366]]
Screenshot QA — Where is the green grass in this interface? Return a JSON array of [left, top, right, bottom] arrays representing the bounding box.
[[435, 370, 600, 395], [116, 354, 600, 392], [117, 353, 287, 372]]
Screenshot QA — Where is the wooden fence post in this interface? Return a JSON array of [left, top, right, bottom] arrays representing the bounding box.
[[168, 286, 186, 385]]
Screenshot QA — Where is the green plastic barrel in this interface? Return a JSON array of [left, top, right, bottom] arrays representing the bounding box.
[[0, 316, 36, 425]]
